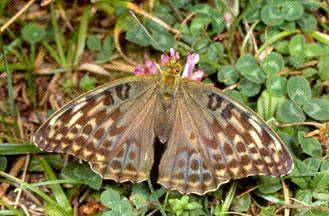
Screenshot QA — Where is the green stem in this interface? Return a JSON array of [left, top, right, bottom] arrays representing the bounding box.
[[258, 30, 297, 54], [0, 33, 16, 119], [220, 182, 237, 216], [227, 4, 253, 63], [145, 156, 167, 216], [308, 31, 329, 46]]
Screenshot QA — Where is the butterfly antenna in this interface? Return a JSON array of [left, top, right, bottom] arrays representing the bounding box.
[[129, 10, 166, 54], [182, 38, 219, 61], [193, 40, 218, 53]]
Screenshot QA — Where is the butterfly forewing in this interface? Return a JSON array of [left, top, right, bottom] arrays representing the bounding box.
[[157, 79, 293, 195], [34, 75, 158, 183]]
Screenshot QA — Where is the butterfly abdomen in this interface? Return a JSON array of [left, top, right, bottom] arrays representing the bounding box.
[[154, 92, 176, 143]]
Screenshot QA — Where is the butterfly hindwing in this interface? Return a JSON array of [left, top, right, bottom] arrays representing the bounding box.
[[157, 79, 293, 195], [34, 75, 158, 182]]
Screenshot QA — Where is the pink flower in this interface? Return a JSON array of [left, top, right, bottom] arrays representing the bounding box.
[[161, 48, 180, 66], [134, 48, 204, 81], [182, 53, 204, 81], [134, 56, 157, 75]]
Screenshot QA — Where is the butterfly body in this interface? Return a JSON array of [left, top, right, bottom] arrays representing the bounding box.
[[34, 71, 293, 195]]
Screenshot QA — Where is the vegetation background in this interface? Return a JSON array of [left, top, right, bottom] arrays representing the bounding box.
[[0, 0, 329, 215]]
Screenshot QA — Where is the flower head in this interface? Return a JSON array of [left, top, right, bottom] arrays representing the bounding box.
[[133, 48, 204, 81], [134, 56, 157, 75], [161, 48, 180, 66]]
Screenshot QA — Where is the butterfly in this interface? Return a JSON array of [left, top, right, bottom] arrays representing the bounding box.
[[34, 48, 293, 195]]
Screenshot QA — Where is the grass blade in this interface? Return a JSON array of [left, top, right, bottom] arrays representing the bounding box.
[[218, 182, 237, 216], [0, 171, 67, 216], [37, 155, 73, 214], [73, 5, 91, 66], [0, 143, 42, 155], [50, 3, 67, 67], [0, 33, 16, 119]]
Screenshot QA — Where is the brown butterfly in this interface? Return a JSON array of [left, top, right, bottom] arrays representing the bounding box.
[[34, 49, 293, 195]]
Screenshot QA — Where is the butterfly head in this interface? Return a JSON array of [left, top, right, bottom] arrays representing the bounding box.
[[160, 48, 182, 76]]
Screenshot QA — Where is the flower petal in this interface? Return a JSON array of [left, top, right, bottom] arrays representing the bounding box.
[[161, 54, 170, 65], [191, 70, 204, 81], [169, 48, 175, 57], [182, 63, 189, 78], [134, 64, 144, 75]]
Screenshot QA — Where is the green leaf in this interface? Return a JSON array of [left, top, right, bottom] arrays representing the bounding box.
[[185, 202, 202, 210], [29, 155, 64, 172], [0, 156, 7, 171], [287, 76, 312, 105], [304, 157, 322, 172], [282, 1, 304, 21], [257, 90, 286, 119], [217, 65, 239, 85], [295, 189, 312, 211], [266, 76, 287, 96], [125, 25, 149, 47], [22, 23, 46, 44], [211, 13, 225, 34], [303, 98, 329, 121], [261, 3, 285, 26], [291, 160, 311, 189], [311, 175, 329, 192], [100, 188, 121, 209], [225, 89, 242, 102], [311, 160, 329, 191], [278, 21, 296, 32], [302, 68, 318, 78], [258, 176, 282, 194], [116, 198, 133, 215], [305, 44, 324, 58], [61, 163, 102, 190], [150, 31, 174, 51], [318, 55, 329, 81], [79, 75, 97, 91], [190, 16, 212, 33], [232, 194, 251, 212], [298, 131, 322, 157], [102, 36, 115, 52], [168, 195, 202, 216], [236, 54, 265, 84], [259, 206, 276, 216], [238, 78, 261, 97], [297, 13, 317, 33], [301, 0, 321, 11], [274, 41, 289, 54], [276, 100, 306, 123], [289, 34, 306, 57], [262, 52, 284, 75], [130, 184, 149, 209], [87, 35, 102, 51]]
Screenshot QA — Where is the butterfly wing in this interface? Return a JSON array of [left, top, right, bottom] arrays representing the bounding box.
[[157, 79, 293, 195], [34, 75, 159, 183]]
